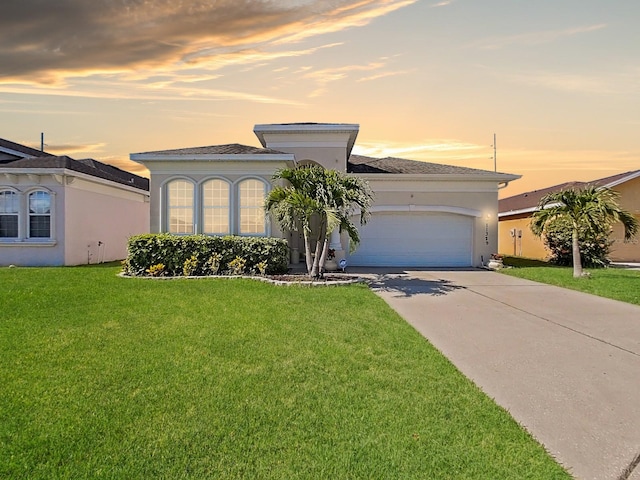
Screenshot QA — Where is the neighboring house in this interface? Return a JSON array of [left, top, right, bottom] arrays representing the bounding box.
[[0, 138, 150, 266], [498, 170, 640, 262], [131, 123, 520, 268]]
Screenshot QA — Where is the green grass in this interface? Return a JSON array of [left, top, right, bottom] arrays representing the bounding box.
[[502, 256, 640, 305], [1, 265, 569, 479]]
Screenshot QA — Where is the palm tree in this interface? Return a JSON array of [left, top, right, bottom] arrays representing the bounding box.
[[265, 166, 373, 278], [530, 186, 638, 278]]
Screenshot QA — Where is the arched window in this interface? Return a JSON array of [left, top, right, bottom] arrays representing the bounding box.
[[202, 179, 230, 235], [166, 179, 194, 234], [28, 191, 51, 238], [0, 190, 19, 238], [238, 179, 266, 235]]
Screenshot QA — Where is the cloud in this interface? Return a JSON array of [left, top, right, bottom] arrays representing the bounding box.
[[357, 69, 414, 82], [430, 1, 454, 7], [499, 68, 640, 95], [0, 0, 419, 85], [304, 61, 386, 96], [354, 139, 487, 161], [41, 142, 106, 156], [470, 24, 607, 50]]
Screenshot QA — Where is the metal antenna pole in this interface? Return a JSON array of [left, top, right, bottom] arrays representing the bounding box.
[[493, 133, 497, 172]]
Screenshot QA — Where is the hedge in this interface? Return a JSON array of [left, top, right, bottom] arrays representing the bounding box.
[[123, 234, 289, 277]]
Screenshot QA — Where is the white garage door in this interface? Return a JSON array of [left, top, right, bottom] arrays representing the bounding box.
[[348, 212, 473, 267]]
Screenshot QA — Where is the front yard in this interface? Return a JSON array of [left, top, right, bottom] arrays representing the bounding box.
[[0, 265, 569, 479], [501, 256, 640, 305]]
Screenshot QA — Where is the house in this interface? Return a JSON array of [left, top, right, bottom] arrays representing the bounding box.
[[131, 123, 520, 268], [0, 138, 150, 266], [498, 170, 640, 262]]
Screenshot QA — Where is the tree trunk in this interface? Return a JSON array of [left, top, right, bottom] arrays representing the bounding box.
[[310, 220, 327, 278], [303, 229, 313, 275], [317, 233, 332, 276], [572, 225, 583, 278]]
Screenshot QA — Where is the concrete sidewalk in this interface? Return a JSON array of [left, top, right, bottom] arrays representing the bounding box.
[[355, 268, 640, 480]]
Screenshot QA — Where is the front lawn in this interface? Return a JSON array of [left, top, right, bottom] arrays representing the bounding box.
[[502, 256, 640, 305], [0, 265, 569, 479]]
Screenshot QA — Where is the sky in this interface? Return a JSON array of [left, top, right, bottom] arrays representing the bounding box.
[[1, 0, 639, 198]]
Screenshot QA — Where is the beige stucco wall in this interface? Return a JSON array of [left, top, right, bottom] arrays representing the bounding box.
[[609, 177, 640, 261], [498, 216, 549, 259], [63, 178, 149, 265]]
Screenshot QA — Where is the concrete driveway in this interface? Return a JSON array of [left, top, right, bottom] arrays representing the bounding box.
[[354, 268, 640, 480]]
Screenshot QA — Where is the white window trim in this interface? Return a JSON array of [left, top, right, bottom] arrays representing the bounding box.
[[0, 186, 56, 246], [162, 177, 196, 235], [200, 177, 232, 235], [160, 176, 270, 237], [234, 176, 270, 237]]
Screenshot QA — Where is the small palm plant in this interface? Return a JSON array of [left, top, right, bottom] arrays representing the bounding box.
[[531, 186, 638, 278]]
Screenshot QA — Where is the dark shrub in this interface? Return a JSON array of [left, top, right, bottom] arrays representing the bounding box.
[[124, 234, 289, 276], [543, 217, 612, 268]]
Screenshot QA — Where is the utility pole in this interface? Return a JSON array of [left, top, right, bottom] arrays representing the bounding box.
[[492, 133, 497, 172], [41, 132, 44, 152]]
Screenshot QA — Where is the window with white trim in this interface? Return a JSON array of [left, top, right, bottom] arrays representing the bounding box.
[[167, 179, 194, 234], [0, 190, 19, 238], [202, 179, 230, 235], [28, 191, 51, 238], [238, 179, 266, 235]]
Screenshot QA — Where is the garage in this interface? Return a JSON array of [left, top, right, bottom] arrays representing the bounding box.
[[348, 211, 474, 267]]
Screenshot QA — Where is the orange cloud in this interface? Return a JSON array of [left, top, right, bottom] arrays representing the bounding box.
[[0, 0, 419, 85]]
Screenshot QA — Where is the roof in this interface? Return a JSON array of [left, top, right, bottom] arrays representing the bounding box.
[[499, 170, 640, 216], [0, 137, 54, 161], [348, 154, 518, 177], [133, 143, 288, 156], [1, 155, 149, 191]]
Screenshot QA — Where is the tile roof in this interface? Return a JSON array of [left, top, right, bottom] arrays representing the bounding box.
[[0, 138, 53, 160], [134, 143, 287, 156], [347, 154, 511, 176], [1, 155, 149, 191], [499, 170, 640, 214]]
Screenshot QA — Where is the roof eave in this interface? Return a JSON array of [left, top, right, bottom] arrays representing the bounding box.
[[0, 167, 149, 193], [352, 172, 522, 182], [130, 153, 296, 162]]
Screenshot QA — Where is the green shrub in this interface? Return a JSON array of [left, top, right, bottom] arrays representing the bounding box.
[[543, 217, 612, 268], [146, 263, 166, 277], [125, 234, 289, 277], [205, 253, 223, 275], [183, 255, 198, 276], [227, 256, 247, 275]]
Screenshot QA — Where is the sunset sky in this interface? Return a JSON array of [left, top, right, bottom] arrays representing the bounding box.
[[1, 0, 639, 197]]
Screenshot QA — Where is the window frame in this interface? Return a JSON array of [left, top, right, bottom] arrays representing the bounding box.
[[236, 177, 268, 237], [163, 178, 196, 235], [0, 188, 20, 239], [27, 190, 52, 239], [201, 178, 231, 235]]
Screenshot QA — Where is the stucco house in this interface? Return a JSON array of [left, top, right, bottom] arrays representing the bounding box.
[[498, 170, 640, 262], [0, 138, 150, 266], [131, 123, 520, 268]]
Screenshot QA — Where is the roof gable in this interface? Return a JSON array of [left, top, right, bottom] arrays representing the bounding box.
[[133, 143, 287, 156], [1, 155, 149, 191], [0, 137, 54, 162], [499, 170, 640, 215]]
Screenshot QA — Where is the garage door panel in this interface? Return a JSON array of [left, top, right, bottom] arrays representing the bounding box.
[[349, 212, 473, 267]]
